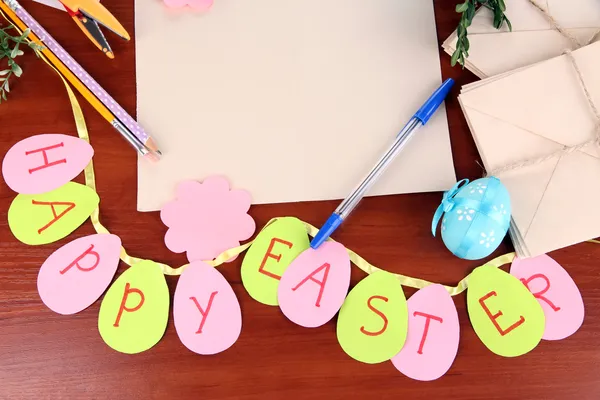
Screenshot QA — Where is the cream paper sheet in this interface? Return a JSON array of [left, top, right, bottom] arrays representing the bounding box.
[[135, 0, 455, 211]]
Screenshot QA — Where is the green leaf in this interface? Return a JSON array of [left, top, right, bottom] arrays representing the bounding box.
[[455, 1, 469, 13], [463, 37, 470, 52], [2, 90, 7, 100], [505, 16, 512, 31], [11, 63, 22, 77], [493, 9, 502, 28], [10, 43, 20, 58], [0, 69, 9, 76], [4, 79, 9, 93], [451, 49, 460, 66], [466, 4, 476, 22], [457, 23, 466, 37], [498, 0, 506, 11]]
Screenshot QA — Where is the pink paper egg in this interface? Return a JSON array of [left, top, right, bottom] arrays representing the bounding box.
[[278, 242, 351, 328], [2, 134, 94, 194], [37, 234, 121, 315], [511, 254, 584, 340], [174, 261, 242, 354], [391, 284, 459, 381]]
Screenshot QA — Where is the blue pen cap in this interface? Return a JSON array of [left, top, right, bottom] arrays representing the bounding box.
[[310, 213, 344, 249], [413, 78, 454, 125]]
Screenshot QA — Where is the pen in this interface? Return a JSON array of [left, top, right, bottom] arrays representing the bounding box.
[[310, 78, 455, 249], [0, 0, 161, 159]]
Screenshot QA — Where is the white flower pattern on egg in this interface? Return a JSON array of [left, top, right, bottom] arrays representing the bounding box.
[[442, 217, 447, 231], [470, 183, 487, 194], [457, 207, 475, 221], [479, 230, 496, 248], [492, 204, 507, 216]]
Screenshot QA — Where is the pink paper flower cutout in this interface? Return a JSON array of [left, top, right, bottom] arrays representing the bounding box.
[[164, 0, 213, 11], [161, 176, 256, 263]]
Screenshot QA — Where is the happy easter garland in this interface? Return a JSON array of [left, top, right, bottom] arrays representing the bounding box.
[[2, 30, 586, 382]]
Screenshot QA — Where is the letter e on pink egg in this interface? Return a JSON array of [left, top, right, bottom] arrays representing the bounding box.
[[391, 284, 459, 381], [278, 242, 351, 328], [2, 134, 94, 194], [37, 234, 121, 315]]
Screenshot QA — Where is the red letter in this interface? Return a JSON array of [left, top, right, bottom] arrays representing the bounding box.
[[291, 262, 331, 307], [258, 238, 293, 280], [59, 244, 101, 275], [32, 200, 76, 234], [360, 295, 389, 336], [520, 274, 561, 312], [413, 311, 443, 355], [113, 283, 145, 327], [189, 291, 219, 334], [25, 143, 67, 174], [479, 291, 525, 336]]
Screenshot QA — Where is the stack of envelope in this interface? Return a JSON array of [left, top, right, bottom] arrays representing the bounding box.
[[459, 41, 600, 257], [443, 0, 600, 78]]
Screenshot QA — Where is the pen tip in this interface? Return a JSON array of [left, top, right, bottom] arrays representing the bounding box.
[[106, 51, 115, 59]]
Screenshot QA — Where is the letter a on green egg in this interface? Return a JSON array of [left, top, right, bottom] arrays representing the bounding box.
[[8, 182, 99, 245], [337, 271, 408, 364], [241, 217, 310, 306], [98, 260, 170, 354], [467, 265, 545, 357]]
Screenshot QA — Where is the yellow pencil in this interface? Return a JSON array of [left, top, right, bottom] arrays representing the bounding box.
[[0, 1, 158, 160]]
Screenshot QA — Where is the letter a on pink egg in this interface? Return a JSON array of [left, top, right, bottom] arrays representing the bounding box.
[[37, 234, 121, 315], [2, 134, 94, 194], [174, 261, 242, 355], [391, 284, 459, 381], [278, 242, 351, 328], [511, 254, 584, 340]]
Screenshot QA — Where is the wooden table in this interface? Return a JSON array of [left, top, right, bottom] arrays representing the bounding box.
[[1, 1, 599, 399]]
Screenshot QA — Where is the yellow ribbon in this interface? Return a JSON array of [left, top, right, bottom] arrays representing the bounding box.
[[3, 9, 516, 296]]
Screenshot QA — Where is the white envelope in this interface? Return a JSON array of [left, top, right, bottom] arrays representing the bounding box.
[[135, 0, 456, 211], [459, 41, 600, 257], [443, 0, 600, 78]]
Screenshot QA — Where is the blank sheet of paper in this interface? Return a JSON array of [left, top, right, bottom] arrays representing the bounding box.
[[135, 0, 455, 211]]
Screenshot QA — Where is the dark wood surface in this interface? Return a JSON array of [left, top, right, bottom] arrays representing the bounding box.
[[1, 1, 599, 399]]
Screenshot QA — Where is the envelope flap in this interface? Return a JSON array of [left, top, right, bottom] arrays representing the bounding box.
[[497, 157, 559, 252], [524, 151, 600, 257], [460, 44, 600, 157], [467, 0, 600, 34], [462, 29, 590, 78]]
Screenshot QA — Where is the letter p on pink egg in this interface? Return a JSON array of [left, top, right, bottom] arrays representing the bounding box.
[[2, 134, 94, 194], [37, 234, 121, 315]]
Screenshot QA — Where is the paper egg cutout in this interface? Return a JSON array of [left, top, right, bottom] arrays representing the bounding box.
[[241, 217, 310, 306], [2, 134, 94, 195], [98, 260, 170, 354], [511, 254, 584, 341], [37, 234, 121, 315], [8, 182, 100, 245], [337, 271, 408, 364], [391, 284, 459, 381], [278, 242, 351, 328], [432, 177, 511, 260], [174, 261, 242, 355], [467, 265, 545, 357]]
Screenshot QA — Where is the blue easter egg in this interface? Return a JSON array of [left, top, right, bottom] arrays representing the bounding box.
[[432, 177, 511, 260]]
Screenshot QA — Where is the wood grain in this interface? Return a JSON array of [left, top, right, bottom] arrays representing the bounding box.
[[1, 1, 600, 399]]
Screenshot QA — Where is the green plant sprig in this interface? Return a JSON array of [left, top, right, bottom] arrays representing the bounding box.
[[0, 24, 44, 103], [452, 0, 512, 67]]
